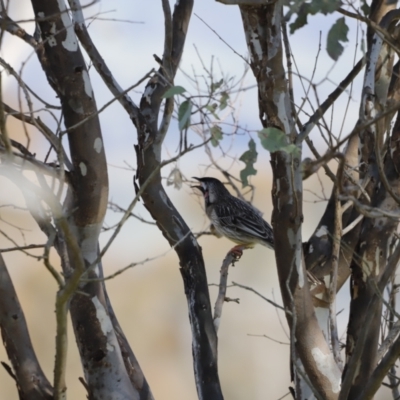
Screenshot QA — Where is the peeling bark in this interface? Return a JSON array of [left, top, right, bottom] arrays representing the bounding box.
[[239, 3, 341, 399], [341, 8, 400, 399], [29, 1, 144, 398], [133, 1, 223, 399]]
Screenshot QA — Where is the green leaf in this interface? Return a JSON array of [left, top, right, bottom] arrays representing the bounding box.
[[326, 17, 349, 61], [219, 92, 229, 110], [206, 104, 220, 120], [211, 79, 223, 93], [310, 0, 341, 15], [239, 139, 258, 187], [290, 3, 312, 34], [178, 100, 192, 131], [360, 0, 370, 16], [163, 85, 186, 99], [289, 0, 341, 33], [258, 127, 300, 156], [258, 128, 288, 152], [210, 125, 223, 147], [283, 144, 301, 156]]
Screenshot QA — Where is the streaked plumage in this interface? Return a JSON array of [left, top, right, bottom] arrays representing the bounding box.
[[193, 177, 274, 252]]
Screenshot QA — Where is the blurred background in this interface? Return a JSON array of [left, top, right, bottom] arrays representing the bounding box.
[[0, 1, 391, 399]]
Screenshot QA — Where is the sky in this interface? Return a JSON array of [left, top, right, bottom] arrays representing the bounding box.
[[0, 1, 391, 399]]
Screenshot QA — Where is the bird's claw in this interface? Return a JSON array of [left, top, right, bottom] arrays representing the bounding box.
[[230, 245, 246, 261]]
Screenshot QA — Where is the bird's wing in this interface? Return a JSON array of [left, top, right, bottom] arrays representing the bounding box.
[[214, 199, 273, 243]]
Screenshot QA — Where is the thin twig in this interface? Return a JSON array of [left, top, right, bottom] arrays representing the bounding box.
[[85, 138, 213, 277], [213, 251, 235, 333], [341, 214, 363, 236], [247, 333, 289, 345], [378, 319, 400, 360], [231, 281, 287, 312], [194, 13, 249, 65], [329, 177, 343, 371], [0, 243, 45, 253], [297, 58, 365, 143]]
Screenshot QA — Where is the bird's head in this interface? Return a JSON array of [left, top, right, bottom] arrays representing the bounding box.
[[192, 177, 229, 205]]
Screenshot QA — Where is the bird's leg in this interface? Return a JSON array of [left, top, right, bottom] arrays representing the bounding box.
[[230, 244, 251, 260]]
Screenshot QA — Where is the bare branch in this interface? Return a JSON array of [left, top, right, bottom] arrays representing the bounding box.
[[328, 183, 343, 370], [68, 0, 141, 121], [213, 251, 235, 333], [355, 331, 400, 400], [0, 243, 45, 252], [378, 319, 400, 360], [340, 240, 400, 400], [0, 252, 54, 399], [0, 14, 38, 47], [231, 282, 286, 312]]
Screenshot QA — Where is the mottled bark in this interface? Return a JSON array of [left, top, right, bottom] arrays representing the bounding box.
[[341, 8, 400, 400], [133, 1, 223, 399], [103, 279, 154, 400], [0, 252, 53, 400], [306, 0, 398, 294], [29, 1, 142, 398], [239, 3, 341, 399], [342, 103, 400, 400]]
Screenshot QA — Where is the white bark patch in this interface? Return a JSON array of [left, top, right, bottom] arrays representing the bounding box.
[[57, 0, 78, 51], [315, 225, 328, 237], [48, 22, 57, 47], [79, 162, 87, 176], [364, 35, 382, 92], [323, 275, 331, 288], [361, 249, 378, 281], [68, 98, 84, 114], [92, 296, 113, 337], [143, 85, 156, 105], [311, 347, 341, 393], [93, 137, 103, 153], [70, 4, 85, 28], [82, 70, 93, 98], [249, 31, 263, 63], [277, 93, 291, 135], [79, 223, 102, 264], [191, 235, 199, 249]]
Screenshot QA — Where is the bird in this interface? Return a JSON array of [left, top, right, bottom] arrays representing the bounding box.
[[192, 177, 274, 257]]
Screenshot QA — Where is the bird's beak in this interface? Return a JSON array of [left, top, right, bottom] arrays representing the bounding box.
[[191, 177, 205, 194]]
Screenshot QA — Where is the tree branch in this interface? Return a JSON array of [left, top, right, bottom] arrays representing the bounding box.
[[0, 252, 54, 399], [213, 251, 235, 333]]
